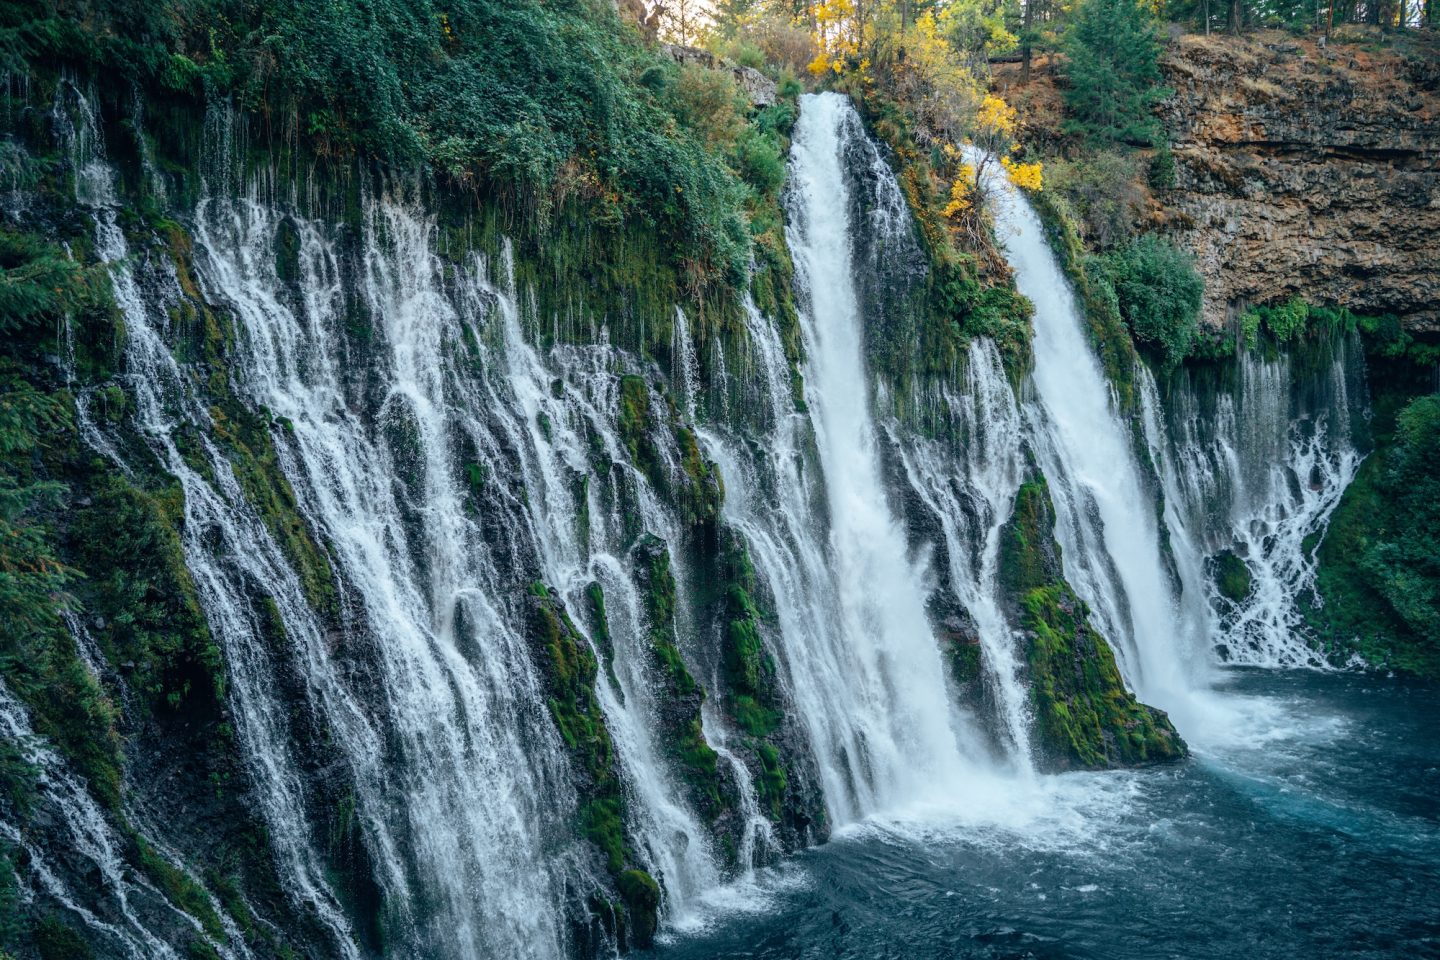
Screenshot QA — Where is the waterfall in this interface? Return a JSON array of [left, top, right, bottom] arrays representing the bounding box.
[[1142, 346, 1364, 667], [977, 148, 1368, 723], [973, 152, 1208, 721], [476, 246, 726, 916], [885, 340, 1034, 770], [63, 85, 365, 958], [35, 75, 1384, 960], [194, 192, 583, 958], [0, 682, 194, 960], [739, 92, 987, 820]]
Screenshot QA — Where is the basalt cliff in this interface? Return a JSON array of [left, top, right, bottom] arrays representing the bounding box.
[[1155, 31, 1440, 331]]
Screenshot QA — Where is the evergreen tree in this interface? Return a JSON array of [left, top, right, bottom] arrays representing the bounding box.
[[1061, 0, 1168, 147]]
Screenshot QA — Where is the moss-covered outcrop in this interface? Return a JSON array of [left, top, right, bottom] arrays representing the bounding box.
[[632, 535, 737, 829], [616, 374, 724, 528], [523, 581, 661, 949], [1307, 391, 1440, 678], [1210, 549, 1253, 605], [839, 83, 1033, 399], [525, 582, 627, 871], [711, 530, 823, 837], [1000, 477, 1186, 770]]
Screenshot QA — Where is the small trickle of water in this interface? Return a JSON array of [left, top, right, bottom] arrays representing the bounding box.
[[886, 338, 1034, 770]]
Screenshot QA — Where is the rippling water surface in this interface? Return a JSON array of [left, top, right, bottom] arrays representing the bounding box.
[[651, 670, 1440, 959]]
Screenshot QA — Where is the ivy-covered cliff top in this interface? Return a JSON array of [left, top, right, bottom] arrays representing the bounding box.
[[1, 0, 774, 299]]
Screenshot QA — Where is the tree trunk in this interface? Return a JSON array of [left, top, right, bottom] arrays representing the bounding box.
[[1230, 0, 1243, 33], [1021, 0, 1033, 85]]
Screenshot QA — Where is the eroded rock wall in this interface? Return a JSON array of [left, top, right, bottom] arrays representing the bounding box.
[[1156, 32, 1440, 331]]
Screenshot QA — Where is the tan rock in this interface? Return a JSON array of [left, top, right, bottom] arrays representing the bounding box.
[[1155, 31, 1439, 333]]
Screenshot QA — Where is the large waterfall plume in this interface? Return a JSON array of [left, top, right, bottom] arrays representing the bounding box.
[[770, 92, 1001, 817]]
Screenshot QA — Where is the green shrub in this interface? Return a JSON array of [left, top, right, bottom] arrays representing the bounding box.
[[1045, 151, 1145, 249], [1095, 234, 1203, 367], [1148, 143, 1176, 189], [732, 125, 787, 196], [11, 0, 761, 301]]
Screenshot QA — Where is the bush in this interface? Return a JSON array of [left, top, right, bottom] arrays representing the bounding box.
[[1148, 143, 1176, 189], [1095, 233, 1203, 367], [1044, 151, 1145, 249], [14, 0, 760, 301], [1369, 396, 1440, 641]]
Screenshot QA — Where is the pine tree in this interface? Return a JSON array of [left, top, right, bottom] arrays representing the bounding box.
[[1061, 0, 1168, 147]]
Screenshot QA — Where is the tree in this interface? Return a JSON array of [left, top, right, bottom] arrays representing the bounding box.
[[1061, 0, 1168, 147], [652, 0, 715, 45]]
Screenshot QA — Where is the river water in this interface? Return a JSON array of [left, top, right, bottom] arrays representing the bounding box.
[[652, 670, 1440, 959]]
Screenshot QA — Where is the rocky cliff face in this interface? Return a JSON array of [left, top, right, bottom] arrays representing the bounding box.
[[1155, 32, 1440, 331]]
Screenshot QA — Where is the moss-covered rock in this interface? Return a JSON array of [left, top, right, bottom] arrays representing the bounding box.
[[616, 868, 660, 950], [616, 375, 723, 529], [524, 582, 629, 873], [1211, 549, 1253, 604], [1000, 477, 1186, 770], [632, 536, 734, 826], [1307, 392, 1440, 678], [73, 481, 223, 721], [524, 582, 669, 951]]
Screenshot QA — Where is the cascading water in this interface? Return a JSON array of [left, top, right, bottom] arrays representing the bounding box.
[[0, 681, 191, 960], [31, 72, 1393, 960], [971, 150, 1209, 722], [194, 189, 582, 958], [63, 85, 364, 958], [1143, 344, 1364, 667], [884, 339, 1033, 770], [472, 246, 730, 915], [723, 92, 990, 820], [58, 81, 768, 954]]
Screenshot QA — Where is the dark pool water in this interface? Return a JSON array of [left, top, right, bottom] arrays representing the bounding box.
[[650, 670, 1440, 960]]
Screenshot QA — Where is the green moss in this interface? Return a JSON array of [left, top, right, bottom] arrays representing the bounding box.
[[584, 580, 621, 696], [634, 536, 729, 819], [32, 914, 93, 960], [617, 375, 664, 489], [675, 425, 724, 527], [74, 481, 223, 718], [1021, 584, 1185, 769], [1211, 549, 1252, 604], [1001, 477, 1186, 769], [207, 403, 337, 618], [131, 833, 225, 940], [187, 939, 223, 960], [945, 637, 984, 701], [1308, 393, 1440, 677], [711, 530, 795, 818], [524, 582, 630, 873], [616, 868, 660, 950]]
